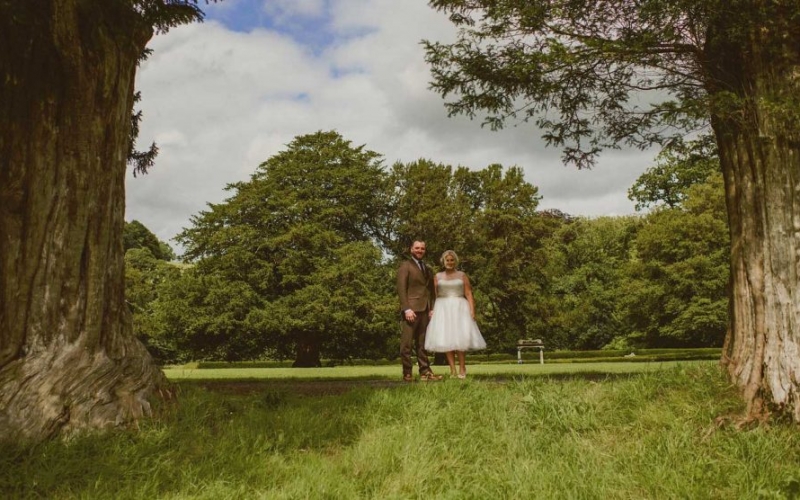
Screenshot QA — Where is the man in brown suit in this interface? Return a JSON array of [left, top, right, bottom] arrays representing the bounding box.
[[397, 239, 443, 382]]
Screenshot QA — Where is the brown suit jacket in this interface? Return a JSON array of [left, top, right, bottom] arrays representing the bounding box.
[[397, 259, 436, 314]]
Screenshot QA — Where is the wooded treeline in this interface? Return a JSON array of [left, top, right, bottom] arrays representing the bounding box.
[[125, 131, 728, 367]]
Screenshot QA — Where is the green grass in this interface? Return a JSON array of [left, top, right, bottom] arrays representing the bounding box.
[[2, 362, 799, 499], [164, 360, 712, 381], [192, 348, 723, 369]]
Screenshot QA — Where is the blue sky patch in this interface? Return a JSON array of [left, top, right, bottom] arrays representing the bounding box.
[[202, 0, 338, 54]]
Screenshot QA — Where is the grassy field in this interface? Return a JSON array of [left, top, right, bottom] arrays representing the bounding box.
[[162, 360, 708, 381], [3, 361, 800, 499]]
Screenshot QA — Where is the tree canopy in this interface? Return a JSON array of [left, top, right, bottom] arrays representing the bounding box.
[[628, 136, 719, 211], [424, 0, 716, 168], [124, 220, 175, 261], [175, 131, 394, 365]]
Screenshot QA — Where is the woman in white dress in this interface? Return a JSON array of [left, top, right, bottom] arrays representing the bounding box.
[[425, 250, 486, 378]]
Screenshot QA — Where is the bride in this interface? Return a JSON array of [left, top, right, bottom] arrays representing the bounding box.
[[424, 250, 486, 378]]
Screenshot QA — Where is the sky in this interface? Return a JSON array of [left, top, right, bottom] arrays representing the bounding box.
[[127, 0, 656, 253]]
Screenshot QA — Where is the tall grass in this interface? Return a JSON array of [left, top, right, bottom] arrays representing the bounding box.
[[2, 363, 798, 499]]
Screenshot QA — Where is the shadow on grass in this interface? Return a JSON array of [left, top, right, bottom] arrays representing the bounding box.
[[0, 382, 379, 499], [189, 378, 410, 396], [473, 371, 643, 383], [187, 370, 647, 397]]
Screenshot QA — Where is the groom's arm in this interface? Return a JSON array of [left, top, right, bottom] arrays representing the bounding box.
[[428, 271, 436, 311], [397, 262, 411, 313]]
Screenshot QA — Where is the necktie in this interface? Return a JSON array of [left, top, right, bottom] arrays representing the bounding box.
[[417, 261, 425, 274]]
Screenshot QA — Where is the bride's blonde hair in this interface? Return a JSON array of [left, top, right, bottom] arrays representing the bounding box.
[[440, 250, 459, 267]]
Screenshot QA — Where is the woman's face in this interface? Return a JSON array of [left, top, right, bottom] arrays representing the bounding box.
[[444, 254, 457, 270]]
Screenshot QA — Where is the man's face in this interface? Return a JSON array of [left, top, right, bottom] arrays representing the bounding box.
[[410, 241, 426, 261]]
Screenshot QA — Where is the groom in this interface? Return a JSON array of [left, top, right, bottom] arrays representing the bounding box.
[[397, 239, 443, 382]]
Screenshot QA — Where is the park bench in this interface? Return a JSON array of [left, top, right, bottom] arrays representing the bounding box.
[[517, 339, 545, 364]]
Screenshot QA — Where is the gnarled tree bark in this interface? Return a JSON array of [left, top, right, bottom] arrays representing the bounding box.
[[709, 6, 800, 422], [0, 1, 168, 441]]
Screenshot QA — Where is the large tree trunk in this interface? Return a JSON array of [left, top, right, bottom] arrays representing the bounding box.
[[292, 331, 322, 367], [0, 1, 168, 441], [707, 6, 800, 422]]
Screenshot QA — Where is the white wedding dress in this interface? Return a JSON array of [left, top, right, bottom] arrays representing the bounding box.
[[425, 272, 486, 352]]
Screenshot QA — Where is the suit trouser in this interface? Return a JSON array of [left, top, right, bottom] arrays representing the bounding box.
[[400, 311, 432, 376]]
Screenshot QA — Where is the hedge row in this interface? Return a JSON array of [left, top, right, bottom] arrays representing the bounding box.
[[195, 348, 722, 369]]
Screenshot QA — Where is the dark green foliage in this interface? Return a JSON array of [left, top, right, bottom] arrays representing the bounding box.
[[174, 131, 395, 364], [124, 220, 175, 260], [124, 249, 185, 363], [543, 216, 642, 350], [385, 159, 474, 258], [136, 0, 208, 34], [533, 137, 729, 351], [622, 171, 729, 347], [129, 90, 159, 177], [628, 136, 720, 211], [138, 265, 273, 363], [154, 137, 567, 361]]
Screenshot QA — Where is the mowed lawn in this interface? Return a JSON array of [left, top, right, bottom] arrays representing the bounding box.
[[162, 360, 704, 381], [3, 361, 800, 499]]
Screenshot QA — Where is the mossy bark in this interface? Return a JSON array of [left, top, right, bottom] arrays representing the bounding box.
[[0, 1, 168, 441], [707, 4, 800, 422]]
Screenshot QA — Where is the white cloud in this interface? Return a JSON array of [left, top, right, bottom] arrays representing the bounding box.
[[127, 0, 652, 252], [263, 0, 327, 19]]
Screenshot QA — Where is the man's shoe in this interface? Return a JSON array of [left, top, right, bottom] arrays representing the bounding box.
[[420, 372, 443, 381], [403, 374, 413, 382]]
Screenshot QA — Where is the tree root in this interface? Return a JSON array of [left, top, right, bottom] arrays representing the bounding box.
[[703, 409, 770, 440]]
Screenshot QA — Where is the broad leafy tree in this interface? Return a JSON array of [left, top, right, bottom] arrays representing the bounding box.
[[177, 131, 391, 366], [628, 136, 720, 211], [544, 216, 641, 350], [623, 139, 729, 348], [130, 265, 270, 364], [124, 220, 175, 261], [385, 159, 478, 259], [124, 248, 184, 362], [0, 0, 215, 441], [425, 0, 800, 422], [253, 242, 397, 365], [466, 165, 555, 348], [626, 174, 729, 348]]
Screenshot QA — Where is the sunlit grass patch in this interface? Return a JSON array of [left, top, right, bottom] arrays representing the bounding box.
[[162, 360, 715, 381], [3, 363, 799, 499]]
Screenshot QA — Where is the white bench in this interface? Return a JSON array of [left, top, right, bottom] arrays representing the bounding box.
[[517, 339, 545, 364]]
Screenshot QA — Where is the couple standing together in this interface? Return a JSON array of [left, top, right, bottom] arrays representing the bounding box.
[[397, 239, 486, 382]]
